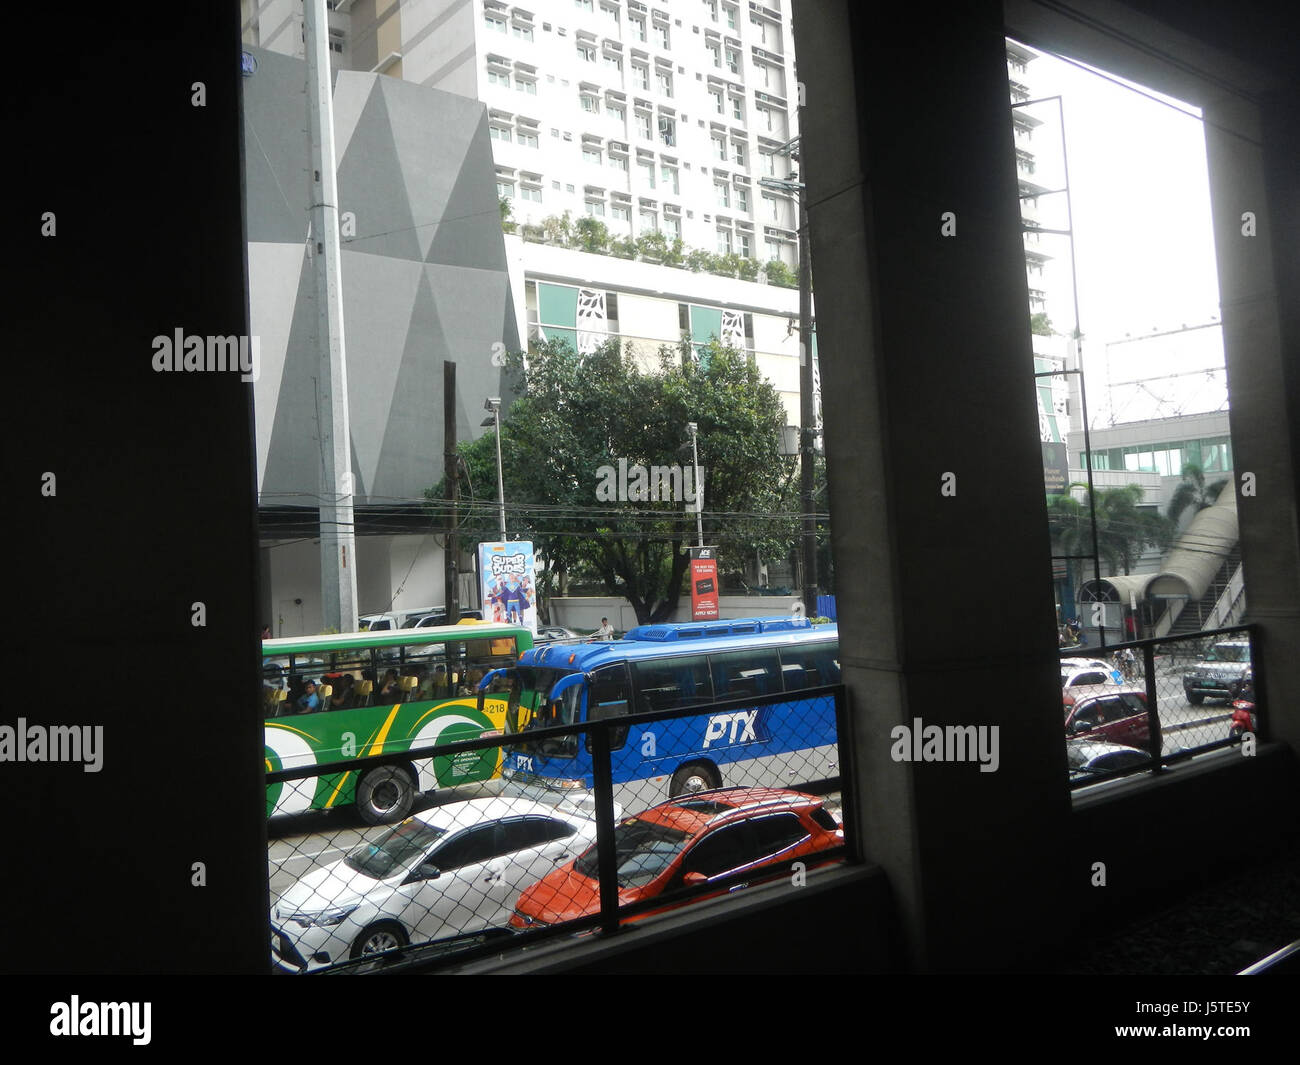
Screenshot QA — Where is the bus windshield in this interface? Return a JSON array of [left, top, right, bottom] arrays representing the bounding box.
[[504, 667, 583, 758]]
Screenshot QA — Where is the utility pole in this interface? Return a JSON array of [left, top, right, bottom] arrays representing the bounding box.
[[762, 135, 818, 618], [305, 0, 357, 633], [444, 362, 460, 623], [797, 184, 817, 620], [482, 398, 506, 541], [687, 421, 704, 547]]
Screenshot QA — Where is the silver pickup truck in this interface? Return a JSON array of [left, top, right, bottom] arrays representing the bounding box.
[[1182, 639, 1252, 704]]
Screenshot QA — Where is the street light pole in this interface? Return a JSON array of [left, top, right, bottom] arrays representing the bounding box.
[[760, 145, 817, 618], [797, 190, 817, 620], [687, 421, 703, 548], [483, 397, 506, 541]]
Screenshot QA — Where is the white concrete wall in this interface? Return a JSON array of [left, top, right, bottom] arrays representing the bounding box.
[[264, 534, 449, 636], [549, 594, 807, 632]]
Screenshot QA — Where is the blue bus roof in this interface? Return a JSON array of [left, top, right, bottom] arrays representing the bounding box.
[[623, 615, 813, 641], [519, 623, 838, 672]]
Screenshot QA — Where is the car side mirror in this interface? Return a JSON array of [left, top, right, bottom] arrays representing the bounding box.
[[414, 863, 441, 881], [682, 871, 709, 887]]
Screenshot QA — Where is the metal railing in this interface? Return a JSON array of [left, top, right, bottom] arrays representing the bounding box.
[[266, 684, 850, 973], [1062, 623, 1261, 789]]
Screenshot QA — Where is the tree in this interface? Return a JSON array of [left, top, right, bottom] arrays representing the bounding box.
[[1166, 461, 1228, 529], [427, 336, 790, 624], [765, 259, 797, 288], [1048, 484, 1172, 583], [540, 211, 575, 247], [573, 216, 610, 254], [498, 196, 516, 234], [685, 248, 714, 273], [1094, 483, 1170, 576], [1046, 486, 1093, 614], [1030, 311, 1052, 335]]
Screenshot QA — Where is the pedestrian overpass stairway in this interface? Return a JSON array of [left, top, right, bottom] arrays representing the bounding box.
[[1167, 544, 1244, 638]]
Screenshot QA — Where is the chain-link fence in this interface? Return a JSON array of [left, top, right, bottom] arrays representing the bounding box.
[[267, 686, 849, 973], [1063, 623, 1259, 787]]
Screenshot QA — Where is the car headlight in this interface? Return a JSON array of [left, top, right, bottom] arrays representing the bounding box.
[[285, 906, 358, 929]]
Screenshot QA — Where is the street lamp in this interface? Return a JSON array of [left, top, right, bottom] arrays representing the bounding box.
[[686, 421, 703, 548], [481, 397, 506, 541], [759, 156, 818, 619]]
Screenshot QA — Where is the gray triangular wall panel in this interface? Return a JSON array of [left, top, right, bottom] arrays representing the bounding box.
[[339, 251, 426, 497], [259, 249, 324, 505], [369, 268, 451, 503], [336, 81, 423, 262], [380, 76, 475, 261], [425, 114, 507, 272], [248, 240, 309, 489]]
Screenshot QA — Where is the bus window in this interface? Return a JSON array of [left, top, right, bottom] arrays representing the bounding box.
[[632, 656, 715, 714], [586, 665, 632, 751], [708, 649, 780, 699], [779, 642, 840, 690]]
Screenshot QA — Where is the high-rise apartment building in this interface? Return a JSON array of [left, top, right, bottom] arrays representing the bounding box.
[[243, 1, 802, 269]]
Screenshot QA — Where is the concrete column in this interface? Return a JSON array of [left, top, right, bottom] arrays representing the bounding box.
[[793, 0, 1069, 970], [1203, 91, 1300, 750]]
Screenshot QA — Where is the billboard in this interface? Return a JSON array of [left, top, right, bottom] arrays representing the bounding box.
[[478, 541, 537, 633], [690, 546, 719, 621]]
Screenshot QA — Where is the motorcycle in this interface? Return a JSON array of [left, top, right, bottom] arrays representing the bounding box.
[[1229, 671, 1256, 740]]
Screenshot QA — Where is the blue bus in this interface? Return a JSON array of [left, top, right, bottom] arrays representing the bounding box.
[[476, 619, 841, 813]]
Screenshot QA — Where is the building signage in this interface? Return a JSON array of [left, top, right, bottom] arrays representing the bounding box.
[[690, 546, 719, 621]]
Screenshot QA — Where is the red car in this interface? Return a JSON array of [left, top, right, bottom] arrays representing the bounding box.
[[509, 788, 843, 930], [1063, 688, 1151, 748]]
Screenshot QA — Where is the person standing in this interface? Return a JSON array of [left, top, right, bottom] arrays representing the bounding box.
[[594, 617, 615, 640]]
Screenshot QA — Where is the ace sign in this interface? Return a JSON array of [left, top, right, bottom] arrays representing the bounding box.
[[690, 546, 719, 620]]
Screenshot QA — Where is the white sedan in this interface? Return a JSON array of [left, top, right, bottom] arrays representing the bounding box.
[[271, 796, 597, 971]]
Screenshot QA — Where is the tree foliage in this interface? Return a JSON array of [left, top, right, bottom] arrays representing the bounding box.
[[1047, 483, 1172, 579], [426, 337, 792, 624], [1165, 461, 1228, 529]]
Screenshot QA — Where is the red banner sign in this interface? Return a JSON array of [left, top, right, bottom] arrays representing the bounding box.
[[690, 547, 719, 620]]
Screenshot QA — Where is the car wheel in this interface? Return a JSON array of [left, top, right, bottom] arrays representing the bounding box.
[[1187, 692, 1204, 705], [356, 765, 416, 825], [670, 761, 720, 797], [350, 921, 408, 960]]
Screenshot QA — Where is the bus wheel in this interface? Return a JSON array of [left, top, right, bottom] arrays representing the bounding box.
[[670, 762, 720, 797], [350, 921, 408, 960], [356, 766, 415, 825]]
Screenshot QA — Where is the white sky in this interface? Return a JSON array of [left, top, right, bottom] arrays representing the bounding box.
[[1015, 45, 1228, 423]]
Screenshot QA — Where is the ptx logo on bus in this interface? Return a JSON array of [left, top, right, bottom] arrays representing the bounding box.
[[703, 709, 764, 748]]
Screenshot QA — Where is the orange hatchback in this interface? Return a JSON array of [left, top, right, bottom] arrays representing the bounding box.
[[509, 788, 843, 930]]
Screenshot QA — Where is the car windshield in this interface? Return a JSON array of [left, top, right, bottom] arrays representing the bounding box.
[[1206, 645, 1249, 663], [344, 819, 445, 879], [573, 818, 691, 888]]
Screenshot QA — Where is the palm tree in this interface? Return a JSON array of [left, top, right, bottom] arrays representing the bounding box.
[[1046, 485, 1093, 616], [1095, 483, 1172, 575], [1166, 461, 1228, 528]]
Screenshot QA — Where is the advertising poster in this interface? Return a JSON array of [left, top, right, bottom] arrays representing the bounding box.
[[479, 541, 538, 633], [690, 546, 719, 620]]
